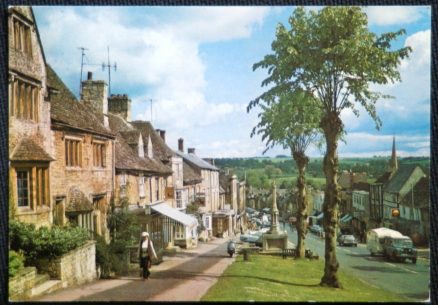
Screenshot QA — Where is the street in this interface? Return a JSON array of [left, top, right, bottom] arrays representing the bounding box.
[[283, 224, 430, 301]]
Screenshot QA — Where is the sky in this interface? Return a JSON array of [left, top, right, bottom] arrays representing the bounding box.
[[32, 6, 431, 159]]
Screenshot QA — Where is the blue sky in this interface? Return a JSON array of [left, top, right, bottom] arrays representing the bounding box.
[[33, 6, 431, 158]]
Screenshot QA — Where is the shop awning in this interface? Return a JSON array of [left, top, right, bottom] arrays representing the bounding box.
[[151, 202, 198, 228]]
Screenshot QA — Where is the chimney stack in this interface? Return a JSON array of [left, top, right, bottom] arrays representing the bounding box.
[[188, 148, 195, 154], [159, 130, 166, 142], [81, 71, 108, 127], [178, 138, 184, 152], [108, 94, 132, 122]]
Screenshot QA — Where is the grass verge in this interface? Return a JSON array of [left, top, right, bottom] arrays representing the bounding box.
[[201, 254, 412, 302]]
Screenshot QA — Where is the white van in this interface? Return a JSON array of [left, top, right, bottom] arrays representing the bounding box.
[[366, 227, 403, 256]]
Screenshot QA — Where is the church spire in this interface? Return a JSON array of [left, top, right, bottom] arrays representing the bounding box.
[[389, 136, 398, 172]]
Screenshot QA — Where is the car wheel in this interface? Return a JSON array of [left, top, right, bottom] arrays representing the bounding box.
[[370, 251, 375, 256], [412, 258, 417, 264]]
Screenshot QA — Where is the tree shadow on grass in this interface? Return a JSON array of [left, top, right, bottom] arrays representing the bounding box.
[[153, 269, 319, 287]]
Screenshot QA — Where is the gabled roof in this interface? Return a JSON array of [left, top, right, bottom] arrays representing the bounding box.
[[384, 164, 422, 194], [119, 130, 141, 145], [66, 187, 93, 212], [46, 64, 115, 138], [183, 162, 202, 185], [176, 151, 219, 171], [130, 121, 176, 162], [400, 176, 429, 208], [10, 138, 54, 162], [108, 114, 172, 175]]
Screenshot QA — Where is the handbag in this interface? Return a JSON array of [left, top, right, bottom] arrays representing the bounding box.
[[148, 257, 152, 269]]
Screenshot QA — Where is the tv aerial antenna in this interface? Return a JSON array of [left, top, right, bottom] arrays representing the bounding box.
[[102, 46, 117, 95]]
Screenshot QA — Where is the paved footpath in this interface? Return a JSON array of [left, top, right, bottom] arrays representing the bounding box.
[[35, 237, 235, 302]]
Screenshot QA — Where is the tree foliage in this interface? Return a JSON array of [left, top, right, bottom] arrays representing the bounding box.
[[249, 6, 411, 288]]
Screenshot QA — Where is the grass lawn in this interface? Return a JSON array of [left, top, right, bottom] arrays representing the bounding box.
[[201, 254, 411, 302]]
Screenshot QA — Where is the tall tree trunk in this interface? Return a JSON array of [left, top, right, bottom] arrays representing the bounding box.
[[320, 112, 343, 288], [293, 150, 309, 258]]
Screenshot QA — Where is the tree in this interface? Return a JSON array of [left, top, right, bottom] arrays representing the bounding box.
[[249, 90, 321, 258], [248, 7, 411, 287]]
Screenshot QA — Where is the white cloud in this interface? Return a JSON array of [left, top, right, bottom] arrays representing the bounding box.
[[35, 6, 271, 138], [372, 29, 430, 119], [365, 6, 428, 26]]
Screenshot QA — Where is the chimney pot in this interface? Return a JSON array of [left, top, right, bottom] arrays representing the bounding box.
[[87, 71, 92, 80], [188, 148, 195, 154], [178, 138, 184, 152]]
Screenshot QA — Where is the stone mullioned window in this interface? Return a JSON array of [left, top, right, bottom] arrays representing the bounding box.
[[12, 16, 33, 57], [92, 142, 106, 168], [9, 76, 39, 122], [15, 165, 50, 209], [65, 138, 82, 168]]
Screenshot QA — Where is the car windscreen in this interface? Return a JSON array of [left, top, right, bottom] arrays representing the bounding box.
[[393, 239, 413, 247]]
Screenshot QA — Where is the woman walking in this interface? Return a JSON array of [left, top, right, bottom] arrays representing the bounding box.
[[139, 232, 157, 280]]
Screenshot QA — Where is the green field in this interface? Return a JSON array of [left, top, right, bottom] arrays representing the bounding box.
[[202, 254, 412, 302]]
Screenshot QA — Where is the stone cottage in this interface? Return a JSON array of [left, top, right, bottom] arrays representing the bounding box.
[[47, 67, 116, 242], [8, 6, 55, 227]]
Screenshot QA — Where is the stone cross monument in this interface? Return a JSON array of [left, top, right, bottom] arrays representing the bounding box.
[[268, 181, 281, 235], [262, 180, 288, 252]]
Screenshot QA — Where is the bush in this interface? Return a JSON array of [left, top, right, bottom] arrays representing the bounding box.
[[9, 250, 24, 278], [9, 220, 89, 263]]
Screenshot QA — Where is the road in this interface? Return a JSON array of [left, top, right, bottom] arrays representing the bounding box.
[[282, 223, 430, 301]]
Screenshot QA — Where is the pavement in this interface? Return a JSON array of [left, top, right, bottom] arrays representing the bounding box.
[[34, 236, 235, 302]]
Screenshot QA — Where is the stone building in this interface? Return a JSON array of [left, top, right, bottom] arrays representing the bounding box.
[[8, 7, 56, 227], [47, 67, 116, 241], [176, 146, 220, 238]]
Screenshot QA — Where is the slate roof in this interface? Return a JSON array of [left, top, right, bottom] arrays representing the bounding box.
[[183, 162, 202, 185], [176, 151, 219, 171], [400, 176, 429, 208], [46, 64, 114, 138], [66, 187, 93, 212], [130, 121, 176, 162], [10, 138, 54, 161], [119, 130, 141, 145], [384, 164, 421, 194], [108, 114, 171, 175]]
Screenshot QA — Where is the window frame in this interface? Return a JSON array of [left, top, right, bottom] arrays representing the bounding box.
[[65, 137, 82, 168], [16, 168, 31, 208]]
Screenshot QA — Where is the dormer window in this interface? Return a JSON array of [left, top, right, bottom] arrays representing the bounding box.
[[12, 17, 32, 57], [147, 136, 153, 159]]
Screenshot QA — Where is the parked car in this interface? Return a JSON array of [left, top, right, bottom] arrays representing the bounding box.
[[309, 225, 322, 234], [382, 235, 417, 264], [338, 235, 357, 247], [240, 231, 263, 243]]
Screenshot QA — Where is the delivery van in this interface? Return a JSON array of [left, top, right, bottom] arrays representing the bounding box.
[[366, 227, 403, 256]]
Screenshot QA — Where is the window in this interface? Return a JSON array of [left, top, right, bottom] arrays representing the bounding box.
[[93, 142, 106, 167], [155, 177, 160, 201], [65, 138, 82, 167], [17, 169, 30, 207], [9, 77, 39, 121], [139, 176, 145, 198], [175, 224, 184, 239], [15, 165, 49, 209], [176, 190, 183, 209], [35, 167, 49, 207], [204, 215, 212, 230], [120, 174, 127, 186], [12, 18, 32, 57]]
